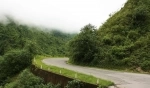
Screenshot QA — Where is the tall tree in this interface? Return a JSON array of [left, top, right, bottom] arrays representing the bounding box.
[[68, 24, 98, 64]]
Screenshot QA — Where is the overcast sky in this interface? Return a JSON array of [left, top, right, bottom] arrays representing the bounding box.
[[0, 0, 127, 33]]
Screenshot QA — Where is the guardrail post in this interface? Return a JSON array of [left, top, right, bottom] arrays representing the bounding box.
[[75, 73, 77, 78], [34, 58, 37, 64], [60, 70, 61, 74], [41, 65, 42, 69], [97, 78, 99, 84]]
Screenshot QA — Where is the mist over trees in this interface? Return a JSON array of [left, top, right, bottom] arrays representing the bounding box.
[[0, 18, 75, 85], [1, 0, 150, 87]]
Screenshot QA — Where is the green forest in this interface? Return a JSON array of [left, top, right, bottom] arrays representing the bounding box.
[[68, 0, 150, 72], [0, 18, 75, 87], [1, 0, 150, 87]]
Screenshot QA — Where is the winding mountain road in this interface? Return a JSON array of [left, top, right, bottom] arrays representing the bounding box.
[[43, 58, 150, 88]]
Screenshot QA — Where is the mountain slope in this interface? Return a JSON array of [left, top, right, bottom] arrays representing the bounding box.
[[94, 0, 150, 71], [0, 21, 74, 56], [0, 19, 74, 85]]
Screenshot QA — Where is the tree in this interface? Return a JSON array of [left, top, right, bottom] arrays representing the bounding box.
[[68, 24, 98, 64], [0, 50, 33, 84], [4, 69, 61, 88]]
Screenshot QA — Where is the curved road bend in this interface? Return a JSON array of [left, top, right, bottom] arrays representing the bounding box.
[[43, 58, 150, 88]]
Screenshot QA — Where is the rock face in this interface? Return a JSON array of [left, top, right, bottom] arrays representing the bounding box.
[[95, 0, 150, 71]]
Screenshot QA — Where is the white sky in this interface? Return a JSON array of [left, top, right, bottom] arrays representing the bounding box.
[[0, 0, 127, 33]]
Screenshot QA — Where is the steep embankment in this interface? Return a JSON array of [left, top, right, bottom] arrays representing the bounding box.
[[96, 0, 150, 71]]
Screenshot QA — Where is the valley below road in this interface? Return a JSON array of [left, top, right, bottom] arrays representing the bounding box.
[[42, 58, 150, 88]]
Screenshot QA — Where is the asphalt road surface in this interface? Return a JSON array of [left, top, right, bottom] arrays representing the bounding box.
[[42, 58, 150, 88]]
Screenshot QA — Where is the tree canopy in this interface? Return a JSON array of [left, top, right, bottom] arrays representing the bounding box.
[[69, 0, 150, 71], [68, 24, 98, 65], [0, 19, 75, 85]]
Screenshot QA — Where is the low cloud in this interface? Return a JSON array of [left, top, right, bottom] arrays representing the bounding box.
[[0, 0, 127, 33]]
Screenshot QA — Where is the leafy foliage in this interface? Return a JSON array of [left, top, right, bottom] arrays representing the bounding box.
[[4, 69, 61, 88], [0, 20, 74, 56], [95, 0, 150, 71], [69, 0, 150, 71], [0, 50, 33, 84], [68, 24, 98, 65], [65, 80, 83, 88], [0, 18, 75, 85]]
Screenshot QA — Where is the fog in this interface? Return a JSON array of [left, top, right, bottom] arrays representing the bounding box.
[[0, 0, 127, 33]]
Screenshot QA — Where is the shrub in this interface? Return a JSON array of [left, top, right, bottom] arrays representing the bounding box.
[[4, 69, 61, 88], [65, 80, 83, 88], [0, 50, 33, 84], [141, 61, 150, 71], [102, 35, 112, 45]]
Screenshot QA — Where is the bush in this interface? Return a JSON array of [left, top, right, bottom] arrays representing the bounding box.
[[0, 56, 4, 64], [0, 50, 33, 84], [68, 24, 98, 64], [4, 69, 61, 88], [102, 35, 112, 45], [65, 80, 83, 88], [141, 61, 150, 71], [127, 31, 139, 41]]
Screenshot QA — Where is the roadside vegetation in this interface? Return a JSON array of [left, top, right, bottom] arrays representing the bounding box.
[[1, 0, 150, 87], [68, 0, 150, 72], [0, 17, 113, 88], [1, 69, 61, 88], [0, 18, 75, 87], [33, 56, 114, 87]]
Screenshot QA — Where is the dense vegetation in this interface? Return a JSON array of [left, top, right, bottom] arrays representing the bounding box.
[[0, 20, 74, 57], [68, 24, 99, 65], [0, 69, 84, 88], [0, 18, 75, 86], [1, 69, 61, 88], [69, 0, 150, 72], [1, 0, 150, 87]]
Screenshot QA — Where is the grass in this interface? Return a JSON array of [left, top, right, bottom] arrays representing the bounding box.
[[32, 55, 114, 87]]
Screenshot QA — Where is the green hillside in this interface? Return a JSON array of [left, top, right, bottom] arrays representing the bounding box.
[[0, 18, 74, 85], [96, 0, 150, 71], [0, 21, 74, 57], [69, 0, 150, 71]]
